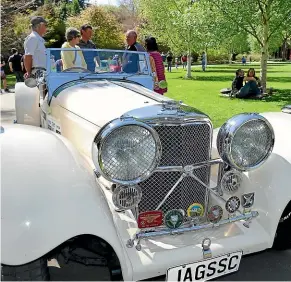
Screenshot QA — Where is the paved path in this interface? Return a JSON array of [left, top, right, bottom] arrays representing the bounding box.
[[1, 92, 291, 281]]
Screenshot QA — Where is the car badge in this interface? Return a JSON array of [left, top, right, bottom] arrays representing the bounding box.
[[225, 196, 240, 213], [207, 205, 223, 223], [202, 238, 212, 259], [164, 209, 184, 229], [137, 211, 163, 229], [187, 203, 204, 218], [242, 193, 255, 208]]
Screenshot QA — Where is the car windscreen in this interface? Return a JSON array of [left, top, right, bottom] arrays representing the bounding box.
[[47, 49, 149, 75]]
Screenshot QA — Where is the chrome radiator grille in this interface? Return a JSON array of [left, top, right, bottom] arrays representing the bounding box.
[[138, 122, 212, 216]]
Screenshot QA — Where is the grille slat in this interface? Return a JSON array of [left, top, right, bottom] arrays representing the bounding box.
[[138, 122, 212, 217]]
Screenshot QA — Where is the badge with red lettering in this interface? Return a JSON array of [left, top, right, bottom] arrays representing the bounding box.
[[137, 211, 163, 228]]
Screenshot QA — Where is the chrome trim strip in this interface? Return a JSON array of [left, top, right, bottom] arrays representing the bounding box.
[[135, 211, 259, 240]]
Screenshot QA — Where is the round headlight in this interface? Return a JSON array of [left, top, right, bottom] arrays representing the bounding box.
[[217, 113, 274, 171], [92, 119, 161, 185], [112, 185, 142, 210]]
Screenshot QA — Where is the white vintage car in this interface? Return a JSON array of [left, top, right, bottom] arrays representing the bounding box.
[[1, 48, 291, 281]]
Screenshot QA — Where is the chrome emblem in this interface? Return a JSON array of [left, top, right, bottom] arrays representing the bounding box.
[[164, 209, 184, 229], [207, 205, 223, 223], [221, 170, 242, 194], [242, 193, 255, 208], [187, 203, 204, 217], [225, 196, 240, 213]]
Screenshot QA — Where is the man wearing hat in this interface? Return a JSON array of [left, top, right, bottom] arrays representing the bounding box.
[[23, 16, 47, 79]]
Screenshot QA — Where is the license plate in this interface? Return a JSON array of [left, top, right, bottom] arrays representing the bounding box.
[[166, 251, 242, 281]]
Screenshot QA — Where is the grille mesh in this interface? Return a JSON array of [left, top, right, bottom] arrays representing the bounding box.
[[138, 123, 211, 217]]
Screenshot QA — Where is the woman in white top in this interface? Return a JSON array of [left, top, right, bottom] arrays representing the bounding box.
[[61, 28, 87, 70]]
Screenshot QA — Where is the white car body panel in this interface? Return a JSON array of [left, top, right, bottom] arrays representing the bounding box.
[[7, 64, 291, 281], [1, 125, 133, 280], [15, 82, 40, 126]]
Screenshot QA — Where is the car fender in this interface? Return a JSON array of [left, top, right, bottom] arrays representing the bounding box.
[[1, 124, 132, 280], [15, 82, 40, 126], [212, 112, 291, 246]]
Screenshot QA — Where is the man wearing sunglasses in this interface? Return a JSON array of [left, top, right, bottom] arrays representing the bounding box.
[[23, 16, 47, 79]]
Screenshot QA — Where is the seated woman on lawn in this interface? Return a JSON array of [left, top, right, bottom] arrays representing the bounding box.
[[234, 68, 263, 99]]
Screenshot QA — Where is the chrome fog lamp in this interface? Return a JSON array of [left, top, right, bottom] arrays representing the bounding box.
[[112, 185, 142, 210], [92, 119, 161, 185], [217, 113, 274, 171]]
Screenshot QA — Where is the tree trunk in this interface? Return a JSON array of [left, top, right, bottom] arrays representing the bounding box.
[[186, 48, 192, 78], [229, 53, 232, 64], [260, 17, 269, 93], [281, 39, 288, 61]]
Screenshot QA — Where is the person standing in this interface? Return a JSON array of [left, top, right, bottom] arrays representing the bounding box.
[[144, 37, 167, 95], [1, 55, 9, 92], [8, 48, 24, 82], [166, 52, 173, 72], [181, 55, 187, 69], [123, 30, 145, 73], [61, 28, 87, 70], [125, 30, 146, 52], [77, 24, 98, 72], [23, 16, 47, 79]]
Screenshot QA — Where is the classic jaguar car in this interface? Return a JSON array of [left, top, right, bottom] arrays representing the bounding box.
[[1, 48, 291, 281]]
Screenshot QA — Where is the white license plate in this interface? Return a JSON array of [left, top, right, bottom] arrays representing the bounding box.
[[166, 251, 242, 281]]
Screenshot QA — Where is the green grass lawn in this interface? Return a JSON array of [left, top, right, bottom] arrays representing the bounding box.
[[165, 63, 291, 128]]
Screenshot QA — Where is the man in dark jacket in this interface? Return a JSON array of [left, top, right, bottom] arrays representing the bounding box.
[[123, 30, 145, 73], [8, 48, 24, 82]]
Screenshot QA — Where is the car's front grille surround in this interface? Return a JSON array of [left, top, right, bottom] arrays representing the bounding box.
[[137, 121, 212, 220]]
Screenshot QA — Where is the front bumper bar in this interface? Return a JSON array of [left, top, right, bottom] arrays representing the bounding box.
[[127, 211, 259, 250]]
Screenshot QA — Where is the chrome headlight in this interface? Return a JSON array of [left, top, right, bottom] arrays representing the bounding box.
[[92, 119, 161, 185], [217, 113, 274, 171]]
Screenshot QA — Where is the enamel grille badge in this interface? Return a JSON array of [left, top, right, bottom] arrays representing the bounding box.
[[137, 211, 163, 229], [225, 196, 240, 213], [187, 203, 204, 218], [207, 205, 223, 223], [242, 193, 255, 208], [164, 210, 184, 229]]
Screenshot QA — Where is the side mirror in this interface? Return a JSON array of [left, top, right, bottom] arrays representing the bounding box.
[[24, 68, 46, 88]]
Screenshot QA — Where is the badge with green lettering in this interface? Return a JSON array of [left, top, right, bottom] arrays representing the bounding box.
[[164, 209, 184, 229]]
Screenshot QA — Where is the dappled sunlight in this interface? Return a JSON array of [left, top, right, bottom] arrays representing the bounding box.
[[165, 63, 291, 128]]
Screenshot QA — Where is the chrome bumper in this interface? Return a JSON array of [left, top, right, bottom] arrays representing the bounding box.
[[127, 211, 259, 250]]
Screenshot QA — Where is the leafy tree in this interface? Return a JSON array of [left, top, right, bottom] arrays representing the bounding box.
[[66, 6, 124, 49], [70, 0, 81, 16], [206, 0, 291, 91], [138, 0, 211, 78]]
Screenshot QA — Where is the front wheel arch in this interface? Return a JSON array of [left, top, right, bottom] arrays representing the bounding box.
[[1, 234, 123, 281], [273, 201, 291, 250]]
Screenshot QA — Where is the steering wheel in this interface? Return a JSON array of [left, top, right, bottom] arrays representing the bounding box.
[[62, 67, 92, 73]]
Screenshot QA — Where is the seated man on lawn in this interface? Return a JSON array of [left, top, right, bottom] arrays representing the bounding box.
[[233, 68, 263, 99]]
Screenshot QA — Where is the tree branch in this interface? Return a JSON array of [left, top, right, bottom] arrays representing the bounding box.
[[212, 1, 263, 46], [267, 8, 291, 41]]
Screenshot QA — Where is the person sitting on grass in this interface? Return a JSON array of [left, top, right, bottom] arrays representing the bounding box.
[[235, 68, 263, 99], [231, 69, 244, 96]]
